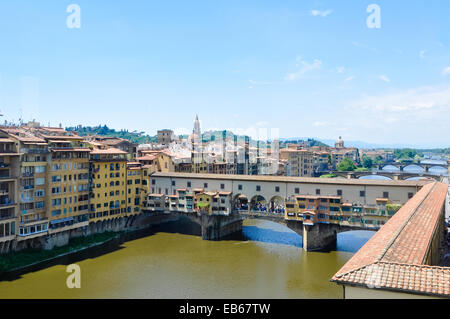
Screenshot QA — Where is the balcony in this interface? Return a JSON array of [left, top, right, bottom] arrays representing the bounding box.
[[20, 148, 49, 154], [20, 195, 34, 203], [20, 209, 35, 215], [0, 163, 10, 168], [0, 173, 12, 180], [0, 198, 15, 207], [21, 185, 35, 190], [20, 217, 48, 225], [21, 172, 34, 178]]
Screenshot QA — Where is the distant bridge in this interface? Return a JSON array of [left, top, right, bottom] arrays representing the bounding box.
[[376, 162, 448, 172], [331, 170, 446, 181]]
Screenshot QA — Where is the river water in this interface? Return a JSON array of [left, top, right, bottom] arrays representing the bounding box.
[[0, 218, 374, 299]]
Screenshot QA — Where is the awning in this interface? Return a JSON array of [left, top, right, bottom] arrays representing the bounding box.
[[50, 217, 74, 224]]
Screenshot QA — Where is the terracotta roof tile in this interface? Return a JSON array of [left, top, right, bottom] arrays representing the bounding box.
[[331, 182, 450, 297]]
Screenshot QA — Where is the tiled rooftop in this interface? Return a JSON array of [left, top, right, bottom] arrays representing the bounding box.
[[335, 262, 450, 297], [331, 182, 450, 297]]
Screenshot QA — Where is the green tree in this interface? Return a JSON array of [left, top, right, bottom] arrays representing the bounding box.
[[362, 156, 373, 169], [337, 158, 357, 172]]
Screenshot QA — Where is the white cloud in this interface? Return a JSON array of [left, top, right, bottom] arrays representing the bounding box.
[[314, 121, 328, 127], [341, 85, 450, 146], [442, 67, 450, 76], [336, 67, 345, 73], [344, 76, 355, 82], [379, 75, 391, 83], [311, 9, 333, 17], [286, 58, 322, 81], [351, 85, 450, 122], [351, 41, 377, 52], [248, 79, 279, 85], [419, 50, 426, 59]]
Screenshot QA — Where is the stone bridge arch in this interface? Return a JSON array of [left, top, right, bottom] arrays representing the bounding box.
[[403, 164, 425, 172], [358, 174, 393, 180], [380, 164, 401, 171], [233, 193, 249, 211], [428, 165, 448, 172], [238, 213, 304, 238], [268, 195, 285, 214], [249, 195, 267, 212]]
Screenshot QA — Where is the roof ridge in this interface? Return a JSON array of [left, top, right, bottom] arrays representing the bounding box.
[[375, 182, 437, 263], [332, 259, 450, 281], [375, 260, 450, 270], [332, 262, 376, 280]]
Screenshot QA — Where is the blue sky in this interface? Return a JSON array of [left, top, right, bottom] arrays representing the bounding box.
[[0, 0, 449, 147]]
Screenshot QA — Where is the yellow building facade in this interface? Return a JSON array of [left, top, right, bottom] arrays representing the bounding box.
[[89, 148, 127, 222]]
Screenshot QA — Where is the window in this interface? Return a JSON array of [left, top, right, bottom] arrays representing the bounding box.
[[151, 179, 155, 185], [316, 189, 320, 195], [187, 181, 191, 187], [295, 188, 299, 194], [172, 181, 175, 186], [220, 184, 225, 190], [360, 190, 365, 197], [51, 175, 61, 183], [35, 201, 44, 209], [383, 191, 389, 199], [238, 184, 242, 191], [256, 185, 261, 192], [408, 192, 413, 199], [51, 210, 61, 216], [337, 189, 342, 196], [35, 166, 46, 173], [35, 189, 45, 197], [204, 183, 208, 188], [275, 186, 280, 192]]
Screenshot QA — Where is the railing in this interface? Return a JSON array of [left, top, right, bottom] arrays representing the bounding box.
[[21, 172, 34, 178], [20, 209, 34, 215], [238, 210, 285, 219], [20, 217, 48, 225], [0, 214, 15, 221], [20, 148, 49, 154], [0, 200, 15, 207]]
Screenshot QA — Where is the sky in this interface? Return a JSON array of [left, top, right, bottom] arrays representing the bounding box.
[[0, 0, 449, 147]]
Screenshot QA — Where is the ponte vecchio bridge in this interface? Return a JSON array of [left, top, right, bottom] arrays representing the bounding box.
[[146, 172, 430, 251]]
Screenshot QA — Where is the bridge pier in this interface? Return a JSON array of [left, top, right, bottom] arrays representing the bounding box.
[[198, 214, 243, 240], [302, 223, 338, 251]]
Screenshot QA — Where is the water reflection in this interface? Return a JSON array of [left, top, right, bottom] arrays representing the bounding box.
[[382, 165, 399, 172], [239, 220, 374, 254], [241, 225, 302, 247], [359, 175, 392, 180], [337, 231, 376, 253]]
